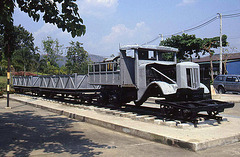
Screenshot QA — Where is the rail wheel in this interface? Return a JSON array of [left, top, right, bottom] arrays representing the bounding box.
[[160, 105, 174, 118], [80, 99, 85, 104], [207, 110, 219, 116], [179, 109, 192, 120], [98, 92, 109, 105]]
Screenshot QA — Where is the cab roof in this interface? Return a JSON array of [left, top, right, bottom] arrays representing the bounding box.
[[119, 45, 178, 52]]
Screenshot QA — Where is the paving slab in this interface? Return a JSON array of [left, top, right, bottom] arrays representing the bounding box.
[[5, 94, 240, 152], [213, 94, 240, 103]]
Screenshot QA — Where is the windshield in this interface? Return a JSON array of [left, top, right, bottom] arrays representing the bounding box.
[[138, 50, 175, 61]]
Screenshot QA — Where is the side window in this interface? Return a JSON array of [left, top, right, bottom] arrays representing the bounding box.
[[215, 76, 224, 81], [215, 76, 220, 81], [148, 51, 156, 60], [186, 68, 192, 87], [107, 63, 113, 71], [233, 77, 238, 82], [226, 77, 232, 82], [218, 76, 223, 81], [101, 64, 106, 72], [223, 76, 226, 81], [95, 65, 99, 72], [138, 50, 148, 60]]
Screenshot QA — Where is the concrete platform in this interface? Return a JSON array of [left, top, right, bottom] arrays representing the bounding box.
[[5, 94, 240, 152], [213, 94, 240, 103]]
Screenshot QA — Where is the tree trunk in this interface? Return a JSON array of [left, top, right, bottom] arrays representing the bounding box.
[[223, 61, 227, 75], [210, 53, 214, 82], [24, 64, 26, 76]]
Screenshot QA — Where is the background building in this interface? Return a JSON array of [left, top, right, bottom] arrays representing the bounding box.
[[193, 53, 240, 86]]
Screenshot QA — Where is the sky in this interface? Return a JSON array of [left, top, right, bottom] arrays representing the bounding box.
[[13, 0, 240, 57]]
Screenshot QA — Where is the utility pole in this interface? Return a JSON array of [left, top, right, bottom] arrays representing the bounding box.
[[218, 13, 223, 75]]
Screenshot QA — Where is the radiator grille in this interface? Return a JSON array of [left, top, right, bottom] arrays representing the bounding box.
[[186, 68, 199, 89]]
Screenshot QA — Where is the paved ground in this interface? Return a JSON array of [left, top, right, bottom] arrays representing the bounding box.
[[213, 93, 240, 103], [0, 97, 240, 156]]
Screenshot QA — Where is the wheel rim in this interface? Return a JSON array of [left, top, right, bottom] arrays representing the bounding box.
[[219, 87, 224, 94]]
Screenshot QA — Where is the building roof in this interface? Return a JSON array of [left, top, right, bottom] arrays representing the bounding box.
[[193, 53, 240, 63]]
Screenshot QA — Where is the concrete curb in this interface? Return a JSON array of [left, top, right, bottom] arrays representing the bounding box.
[[6, 95, 240, 152]]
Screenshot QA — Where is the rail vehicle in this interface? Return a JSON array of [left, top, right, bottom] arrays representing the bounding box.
[[12, 45, 234, 122]]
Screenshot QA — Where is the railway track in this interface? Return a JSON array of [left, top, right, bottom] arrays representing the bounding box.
[[16, 93, 233, 128]]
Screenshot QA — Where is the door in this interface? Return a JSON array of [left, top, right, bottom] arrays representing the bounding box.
[[231, 76, 240, 92], [225, 76, 233, 91]]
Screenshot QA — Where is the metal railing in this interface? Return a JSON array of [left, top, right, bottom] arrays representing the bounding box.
[[88, 62, 120, 85], [13, 74, 98, 90]]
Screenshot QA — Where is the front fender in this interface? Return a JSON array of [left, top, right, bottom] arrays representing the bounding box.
[[135, 81, 177, 106], [152, 81, 178, 95], [200, 83, 210, 93]]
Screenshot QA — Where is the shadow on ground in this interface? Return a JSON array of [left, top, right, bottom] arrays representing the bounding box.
[[0, 110, 108, 156]]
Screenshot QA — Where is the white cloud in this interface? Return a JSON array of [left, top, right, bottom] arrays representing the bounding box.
[[177, 0, 197, 6], [102, 22, 147, 43], [94, 22, 152, 56], [32, 19, 152, 58], [34, 23, 58, 37], [77, 0, 118, 18], [33, 23, 74, 53], [85, 0, 118, 8]]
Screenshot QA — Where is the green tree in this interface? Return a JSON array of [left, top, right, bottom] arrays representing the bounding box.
[[1, 0, 85, 50], [0, 34, 6, 75], [1, 0, 85, 72], [0, 33, 3, 62], [0, 0, 16, 60], [38, 59, 47, 74], [222, 46, 237, 75], [41, 36, 63, 74], [11, 25, 39, 74], [65, 41, 90, 74], [160, 33, 202, 61], [42, 37, 62, 66], [1, 0, 85, 105], [1, 0, 86, 74], [59, 66, 68, 75], [202, 35, 228, 81], [0, 25, 39, 75], [0, 58, 7, 76], [161, 33, 228, 81], [31, 52, 41, 72]]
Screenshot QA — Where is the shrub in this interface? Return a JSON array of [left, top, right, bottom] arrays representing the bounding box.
[[0, 82, 6, 96], [9, 88, 15, 94], [12, 71, 37, 76]]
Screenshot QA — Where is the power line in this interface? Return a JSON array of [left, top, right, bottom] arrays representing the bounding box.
[[142, 15, 218, 45], [142, 34, 161, 45], [184, 17, 217, 33], [228, 36, 240, 39], [222, 12, 240, 18], [221, 9, 240, 14], [166, 16, 218, 37], [142, 12, 240, 45]]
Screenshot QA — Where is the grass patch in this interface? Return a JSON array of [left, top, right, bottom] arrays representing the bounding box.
[[0, 76, 7, 96], [0, 76, 7, 83], [0, 76, 15, 95]]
